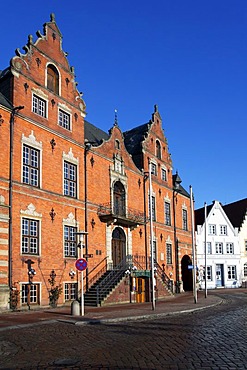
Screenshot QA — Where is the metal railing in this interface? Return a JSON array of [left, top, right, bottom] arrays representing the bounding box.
[[85, 257, 108, 291], [97, 203, 145, 224], [96, 258, 129, 306]]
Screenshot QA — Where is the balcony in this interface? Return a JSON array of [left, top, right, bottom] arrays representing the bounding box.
[[97, 203, 145, 228]]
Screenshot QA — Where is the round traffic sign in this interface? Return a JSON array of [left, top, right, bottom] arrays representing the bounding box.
[[75, 258, 87, 271]]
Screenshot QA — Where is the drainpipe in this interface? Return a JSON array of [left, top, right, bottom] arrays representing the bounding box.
[[8, 106, 24, 289]]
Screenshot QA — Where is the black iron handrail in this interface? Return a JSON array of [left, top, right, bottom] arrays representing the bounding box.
[[85, 257, 108, 290], [97, 203, 145, 224], [96, 258, 129, 306]]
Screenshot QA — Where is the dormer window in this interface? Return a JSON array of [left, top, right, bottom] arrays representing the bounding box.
[[47, 64, 59, 94]]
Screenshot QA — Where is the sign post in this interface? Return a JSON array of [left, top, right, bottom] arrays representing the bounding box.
[[75, 258, 87, 316], [75, 231, 88, 316]]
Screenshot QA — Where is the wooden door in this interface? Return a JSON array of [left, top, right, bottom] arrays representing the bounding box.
[[112, 227, 126, 267], [136, 278, 146, 303]]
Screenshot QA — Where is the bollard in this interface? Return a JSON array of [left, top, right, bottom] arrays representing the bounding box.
[[71, 300, 80, 316]]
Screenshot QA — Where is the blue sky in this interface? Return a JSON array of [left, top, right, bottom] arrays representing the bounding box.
[[1, 1, 246, 209]]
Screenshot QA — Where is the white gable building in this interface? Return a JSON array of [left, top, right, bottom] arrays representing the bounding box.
[[195, 200, 240, 289]]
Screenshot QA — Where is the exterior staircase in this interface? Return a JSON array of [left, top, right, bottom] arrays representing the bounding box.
[[84, 260, 127, 306]]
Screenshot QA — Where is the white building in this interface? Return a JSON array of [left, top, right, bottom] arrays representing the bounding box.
[[195, 200, 240, 289], [223, 199, 247, 287]]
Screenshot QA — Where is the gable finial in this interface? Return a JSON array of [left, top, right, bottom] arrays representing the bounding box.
[[154, 104, 158, 113], [114, 109, 118, 126], [50, 13, 55, 22]]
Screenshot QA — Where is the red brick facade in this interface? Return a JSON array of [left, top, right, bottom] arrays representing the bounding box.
[[0, 14, 193, 311]]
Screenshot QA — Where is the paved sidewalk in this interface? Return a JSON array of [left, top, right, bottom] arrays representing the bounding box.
[[0, 290, 223, 331]]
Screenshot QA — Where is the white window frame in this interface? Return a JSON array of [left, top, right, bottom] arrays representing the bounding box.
[[32, 89, 48, 118], [63, 149, 79, 199], [244, 263, 247, 277], [164, 201, 171, 226], [226, 242, 234, 254], [64, 225, 77, 258], [161, 167, 167, 181], [64, 282, 77, 301], [21, 283, 40, 305], [228, 265, 236, 280], [58, 103, 72, 131], [209, 224, 216, 235], [182, 208, 188, 231], [22, 131, 43, 188], [207, 242, 212, 254], [220, 225, 227, 236], [166, 243, 172, 264], [20, 203, 42, 256], [150, 161, 157, 176], [215, 242, 223, 254], [203, 266, 212, 281]]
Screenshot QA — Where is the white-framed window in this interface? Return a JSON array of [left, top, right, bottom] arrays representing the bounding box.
[[209, 224, 216, 235], [161, 168, 167, 181], [207, 242, 212, 254], [64, 225, 77, 257], [244, 263, 247, 277], [22, 145, 40, 187], [32, 94, 47, 117], [226, 243, 234, 254], [245, 240, 247, 254], [166, 243, 172, 264], [153, 240, 157, 262], [220, 225, 227, 235], [164, 201, 171, 226], [64, 161, 77, 198], [203, 266, 212, 280], [182, 209, 188, 231], [149, 195, 156, 221], [215, 242, 223, 254], [59, 109, 71, 130], [150, 162, 157, 176], [65, 283, 77, 301], [228, 265, 236, 280], [21, 284, 40, 305], [22, 218, 39, 255]]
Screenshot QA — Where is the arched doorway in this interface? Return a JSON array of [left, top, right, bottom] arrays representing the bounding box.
[[113, 181, 126, 216], [181, 255, 193, 291], [112, 227, 126, 267]]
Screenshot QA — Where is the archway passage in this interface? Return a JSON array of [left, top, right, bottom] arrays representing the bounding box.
[[181, 255, 193, 291], [112, 227, 126, 267]]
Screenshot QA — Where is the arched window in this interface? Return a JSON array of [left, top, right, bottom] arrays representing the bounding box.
[[156, 140, 161, 159], [113, 181, 125, 216], [47, 64, 59, 94]]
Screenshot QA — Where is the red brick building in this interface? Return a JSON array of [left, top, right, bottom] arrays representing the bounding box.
[[0, 14, 193, 311]]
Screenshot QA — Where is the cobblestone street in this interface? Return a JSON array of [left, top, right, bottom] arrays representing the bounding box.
[[1, 291, 247, 369]]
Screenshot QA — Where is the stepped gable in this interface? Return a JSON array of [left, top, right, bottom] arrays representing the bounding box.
[[2, 13, 86, 117], [223, 198, 247, 229], [84, 120, 109, 146]]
